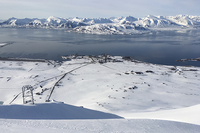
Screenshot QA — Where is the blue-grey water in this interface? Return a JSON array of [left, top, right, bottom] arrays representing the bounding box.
[[0, 28, 200, 66]]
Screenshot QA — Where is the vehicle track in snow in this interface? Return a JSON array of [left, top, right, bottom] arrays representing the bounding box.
[[46, 63, 91, 102]]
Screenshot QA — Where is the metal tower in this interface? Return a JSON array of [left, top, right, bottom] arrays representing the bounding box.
[[22, 85, 34, 104]]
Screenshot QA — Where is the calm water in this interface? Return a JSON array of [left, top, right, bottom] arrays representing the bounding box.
[[0, 28, 200, 66]]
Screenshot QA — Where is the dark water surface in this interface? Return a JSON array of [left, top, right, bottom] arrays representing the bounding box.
[[0, 28, 200, 66]]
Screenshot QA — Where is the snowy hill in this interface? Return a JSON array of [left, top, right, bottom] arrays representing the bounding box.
[[1, 55, 200, 114], [0, 55, 200, 132], [1, 15, 200, 34]]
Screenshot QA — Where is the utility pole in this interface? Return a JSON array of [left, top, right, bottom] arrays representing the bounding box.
[[105, 54, 107, 63]]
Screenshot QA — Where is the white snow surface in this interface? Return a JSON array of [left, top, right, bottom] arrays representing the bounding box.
[[1, 15, 200, 34], [0, 56, 200, 132], [1, 119, 200, 133], [0, 43, 7, 46]]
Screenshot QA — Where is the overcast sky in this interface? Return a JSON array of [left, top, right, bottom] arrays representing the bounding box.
[[0, 0, 200, 19]]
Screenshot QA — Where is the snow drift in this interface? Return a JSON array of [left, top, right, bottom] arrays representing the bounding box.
[[0, 102, 123, 119]]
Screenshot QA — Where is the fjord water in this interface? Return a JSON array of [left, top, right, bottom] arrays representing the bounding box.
[[0, 28, 199, 66]]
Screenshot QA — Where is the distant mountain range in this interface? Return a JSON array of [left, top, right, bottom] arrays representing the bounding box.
[[1, 15, 200, 34]]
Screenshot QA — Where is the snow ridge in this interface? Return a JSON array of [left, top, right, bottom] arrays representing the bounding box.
[[0, 15, 200, 34]]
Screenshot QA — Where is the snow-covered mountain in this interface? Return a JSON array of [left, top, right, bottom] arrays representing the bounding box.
[[0, 15, 200, 34], [135, 15, 173, 27]]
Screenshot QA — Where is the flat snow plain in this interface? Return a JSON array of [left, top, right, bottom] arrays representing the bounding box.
[[0, 56, 200, 132]]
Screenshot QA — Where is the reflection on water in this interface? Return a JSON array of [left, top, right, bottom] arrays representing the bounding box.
[[0, 28, 199, 66]]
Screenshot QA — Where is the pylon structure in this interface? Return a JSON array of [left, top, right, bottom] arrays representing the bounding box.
[[22, 85, 34, 104]]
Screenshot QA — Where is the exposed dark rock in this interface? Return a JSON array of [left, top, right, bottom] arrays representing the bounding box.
[[36, 92, 41, 95], [135, 72, 143, 74], [146, 70, 154, 73], [170, 67, 176, 70], [122, 56, 132, 61], [129, 86, 137, 89]]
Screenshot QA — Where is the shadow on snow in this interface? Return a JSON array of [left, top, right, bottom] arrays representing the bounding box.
[[0, 102, 123, 120]]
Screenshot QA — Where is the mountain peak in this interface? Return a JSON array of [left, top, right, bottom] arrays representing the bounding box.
[[146, 15, 157, 18], [1, 15, 200, 34]]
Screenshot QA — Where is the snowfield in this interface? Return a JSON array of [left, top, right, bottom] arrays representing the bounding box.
[[1, 119, 200, 133], [0, 55, 200, 132], [0, 43, 7, 47], [1, 14, 200, 35]]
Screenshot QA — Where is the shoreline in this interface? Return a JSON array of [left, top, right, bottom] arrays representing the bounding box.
[[0, 55, 199, 68], [0, 57, 47, 62]]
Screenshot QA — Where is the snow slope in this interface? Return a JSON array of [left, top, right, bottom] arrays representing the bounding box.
[[1, 15, 200, 34], [0, 56, 200, 132], [120, 104, 200, 125], [1, 119, 200, 133], [0, 102, 122, 119]]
